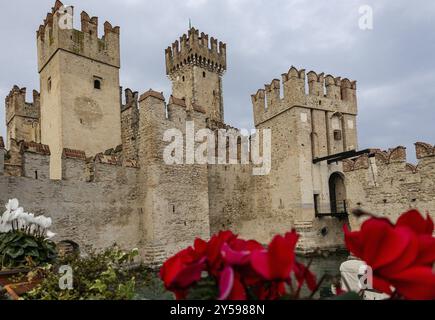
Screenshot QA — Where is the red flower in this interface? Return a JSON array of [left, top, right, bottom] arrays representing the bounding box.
[[206, 231, 238, 276], [396, 210, 435, 266], [396, 210, 434, 235], [217, 238, 264, 300], [251, 231, 299, 281], [159, 246, 206, 299], [294, 261, 317, 292], [161, 229, 317, 300], [218, 266, 247, 300], [254, 281, 287, 300], [344, 210, 435, 300]]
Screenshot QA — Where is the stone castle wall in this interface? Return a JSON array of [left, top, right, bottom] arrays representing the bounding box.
[[344, 143, 435, 230], [2, 1, 434, 266], [134, 91, 211, 266], [1, 88, 217, 266], [0, 143, 143, 257]]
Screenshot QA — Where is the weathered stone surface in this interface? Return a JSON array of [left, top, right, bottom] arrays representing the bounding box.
[[345, 145, 435, 230], [2, 1, 433, 267]]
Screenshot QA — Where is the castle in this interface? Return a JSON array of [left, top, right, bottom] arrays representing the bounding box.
[[1, 1, 434, 265]]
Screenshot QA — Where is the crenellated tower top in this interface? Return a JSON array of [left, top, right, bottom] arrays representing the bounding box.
[[37, 0, 120, 73], [165, 27, 226, 77], [165, 28, 226, 122]]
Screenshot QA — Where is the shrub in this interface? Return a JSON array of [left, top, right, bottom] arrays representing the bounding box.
[[24, 247, 138, 300]]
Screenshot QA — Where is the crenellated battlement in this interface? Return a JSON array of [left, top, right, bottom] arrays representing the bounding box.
[[344, 142, 435, 227], [1, 140, 50, 177], [139, 89, 165, 102], [80, 11, 99, 37], [415, 142, 435, 159], [342, 154, 370, 172], [20, 141, 51, 156], [122, 88, 139, 112], [165, 27, 226, 77], [343, 144, 435, 174], [5, 86, 40, 125], [138, 89, 207, 123], [95, 152, 122, 166], [121, 89, 139, 162], [5, 86, 41, 148], [373, 146, 407, 165], [343, 146, 407, 172], [37, 1, 120, 72], [252, 66, 357, 126], [3, 0, 435, 264], [62, 148, 86, 161], [1, 136, 141, 180]]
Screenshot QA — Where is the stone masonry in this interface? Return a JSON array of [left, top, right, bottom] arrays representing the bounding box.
[[1, 1, 434, 265]]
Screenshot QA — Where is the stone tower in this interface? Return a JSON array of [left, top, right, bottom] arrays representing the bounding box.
[[5, 86, 41, 149], [251, 67, 358, 252], [37, 1, 122, 179], [165, 28, 226, 122]]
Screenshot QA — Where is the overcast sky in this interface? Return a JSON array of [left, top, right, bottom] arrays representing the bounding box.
[[1, 0, 434, 163]]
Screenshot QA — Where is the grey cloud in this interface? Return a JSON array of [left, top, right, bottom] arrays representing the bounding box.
[[1, 0, 434, 163]]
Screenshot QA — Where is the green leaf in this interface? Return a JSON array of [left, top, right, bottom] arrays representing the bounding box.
[[328, 292, 363, 300], [89, 279, 108, 293], [186, 277, 219, 300], [22, 238, 39, 248], [6, 247, 25, 259], [26, 248, 40, 258]]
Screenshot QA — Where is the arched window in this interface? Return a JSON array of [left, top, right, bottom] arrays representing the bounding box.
[[329, 172, 347, 215], [57, 240, 80, 258], [94, 79, 101, 90]]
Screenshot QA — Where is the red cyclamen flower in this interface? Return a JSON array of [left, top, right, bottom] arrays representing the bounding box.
[[344, 210, 435, 300]]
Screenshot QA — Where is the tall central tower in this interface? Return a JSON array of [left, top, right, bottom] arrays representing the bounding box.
[[37, 1, 122, 179], [165, 28, 226, 122]]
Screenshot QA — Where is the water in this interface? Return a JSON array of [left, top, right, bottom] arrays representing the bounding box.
[[134, 250, 349, 300], [298, 250, 349, 298]]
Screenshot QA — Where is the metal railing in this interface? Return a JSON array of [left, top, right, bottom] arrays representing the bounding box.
[[315, 200, 348, 219]]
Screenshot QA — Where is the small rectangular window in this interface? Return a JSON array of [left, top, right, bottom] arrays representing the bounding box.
[[333, 130, 342, 141], [93, 76, 102, 90], [47, 77, 52, 92]]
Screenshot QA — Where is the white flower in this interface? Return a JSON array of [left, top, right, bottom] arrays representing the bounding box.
[[0, 222, 12, 233], [10, 207, 25, 222], [1, 210, 13, 223], [45, 231, 57, 239], [15, 209, 28, 220], [33, 215, 43, 225], [34, 215, 52, 229], [5, 199, 19, 212], [0, 199, 55, 236], [43, 217, 52, 229], [24, 213, 35, 224]]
